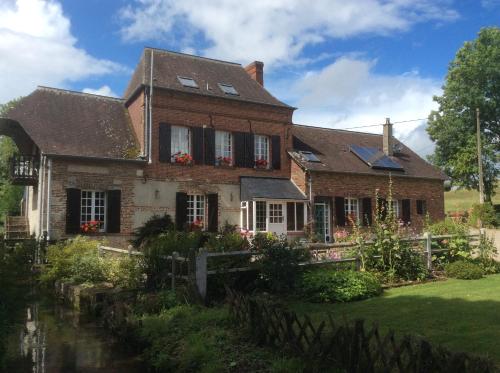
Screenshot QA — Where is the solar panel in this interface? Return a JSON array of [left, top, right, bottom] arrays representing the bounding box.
[[177, 76, 199, 88], [299, 151, 321, 163], [350, 145, 404, 171], [218, 83, 239, 95]]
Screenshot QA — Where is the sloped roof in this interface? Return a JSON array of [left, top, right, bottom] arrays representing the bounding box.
[[241, 177, 307, 201], [290, 125, 447, 180], [4, 87, 139, 160], [124, 48, 291, 108]]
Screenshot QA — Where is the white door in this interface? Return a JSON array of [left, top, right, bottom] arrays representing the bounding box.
[[267, 202, 286, 236]]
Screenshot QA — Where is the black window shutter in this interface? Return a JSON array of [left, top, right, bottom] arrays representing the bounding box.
[[106, 190, 121, 233], [204, 127, 216, 165], [66, 188, 81, 234], [159, 123, 171, 163], [361, 197, 372, 226], [233, 132, 245, 167], [334, 197, 345, 227], [207, 193, 218, 232], [191, 127, 204, 165], [271, 135, 281, 170], [175, 192, 188, 231], [402, 199, 411, 223], [244, 132, 255, 168]]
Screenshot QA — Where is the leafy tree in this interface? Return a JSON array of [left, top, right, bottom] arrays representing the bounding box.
[[0, 99, 24, 220], [427, 27, 500, 201]]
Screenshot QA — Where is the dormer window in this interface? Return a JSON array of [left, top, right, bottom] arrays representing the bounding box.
[[218, 83, 238, 95], [299, 151, 321, 163], [177, 76, 199, 88]]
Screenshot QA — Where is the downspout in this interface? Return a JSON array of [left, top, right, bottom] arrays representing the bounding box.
[[38, 155, 45, 238], [148, 49, 154, 164], [45, 158, 52, 240], [143, 88, 148, 158]]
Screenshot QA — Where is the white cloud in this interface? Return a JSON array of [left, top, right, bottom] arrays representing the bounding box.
[[119, 0, 458, 67], [82, 85, 118, 97], [271, 57, 441, 157], [0, 0, 125, 104]]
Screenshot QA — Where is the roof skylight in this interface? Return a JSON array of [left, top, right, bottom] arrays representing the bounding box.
[[177, 76, 199, 88], [350, 145, 404, 171], [299, 151, 321, 163], [218, 83, 238, 95]]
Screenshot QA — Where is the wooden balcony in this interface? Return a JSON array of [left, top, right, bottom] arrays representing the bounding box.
[[10, 155, 38, 186]]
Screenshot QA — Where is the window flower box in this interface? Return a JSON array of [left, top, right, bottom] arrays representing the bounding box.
[[216, 156, 232, 167], [172, 152, 193, 165], [255, 158, 268, 169], [81, 220, 101, 234]]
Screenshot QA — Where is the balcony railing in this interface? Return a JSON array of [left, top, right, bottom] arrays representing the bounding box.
[[10, 155, 38, 186]]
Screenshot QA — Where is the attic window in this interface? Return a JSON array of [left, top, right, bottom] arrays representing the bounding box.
[[218, 83, 238, 95], [177, 76, 199, 88], [299, 151, 321, 163]]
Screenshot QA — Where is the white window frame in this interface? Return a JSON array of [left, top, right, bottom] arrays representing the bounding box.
[[255, 201, 267, 231], [314, 202, 330, 242], [187, 194, 205, 227], [254, 135, 269, 167], [80, 190, 106, 232], [389, 199, 400, 218], [215, 130, 232, 164], [171, 125, 191, 162], [344, 197, 359, 224]]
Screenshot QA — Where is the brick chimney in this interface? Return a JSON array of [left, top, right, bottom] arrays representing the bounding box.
[[244, 61, 264, 86], [383, 117, 393, 156]]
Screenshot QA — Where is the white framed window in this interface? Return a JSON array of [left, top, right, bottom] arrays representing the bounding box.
[[344, 198, 359, 224], [254, 135, 269, 167], [187, 195, 205, 226], [315, 202, 330, 242], [255, 201, 267, 231], [389, 199, 400, 218], [81, 191, 106, 231], [215, 130, 232, 164], [171, 126, 190, 161], [287, 202, 305, 231], [269, 203, 284, 223]]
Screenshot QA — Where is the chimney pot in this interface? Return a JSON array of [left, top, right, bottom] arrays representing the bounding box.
[[383, 117, 393, 156], [244, 61, 264, 86]]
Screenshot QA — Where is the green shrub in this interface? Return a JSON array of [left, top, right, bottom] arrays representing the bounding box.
[[300, 269, 382, 303], [427, 218, 473, 268], [445, 261, 484, 280], [252, 233, 309, 293], [469, 203, 497, 228], [131, 214, 174, 248]]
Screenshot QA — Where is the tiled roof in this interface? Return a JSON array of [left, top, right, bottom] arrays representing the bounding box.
[[290, 125, 447, 180], [5, 87, 139, 160], [240, 177, 307, 201], [123, 48, 291, 108]]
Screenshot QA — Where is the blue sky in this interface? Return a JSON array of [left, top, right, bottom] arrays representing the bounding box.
[[1, 0, 499, 156]]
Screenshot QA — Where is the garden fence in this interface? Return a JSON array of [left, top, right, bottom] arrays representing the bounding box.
[[225, 287, 494, 373], [98, 230, 485, 301]]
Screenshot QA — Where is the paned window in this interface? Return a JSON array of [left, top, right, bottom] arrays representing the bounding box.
[[287, 202, 305, 231], [254, 135, 269, 167], [81, 191, 106, 231], [215, 131, 232, 163], [344, 198, 359, 224], [255, 201, 267, 231], [269, 203, 284, 223], [187, 195, 205, 227], [171, 126, 190, 161]]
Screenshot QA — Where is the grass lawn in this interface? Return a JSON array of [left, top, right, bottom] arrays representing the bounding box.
[[445, 186, 500, 212], [290, 275, 500, 362]]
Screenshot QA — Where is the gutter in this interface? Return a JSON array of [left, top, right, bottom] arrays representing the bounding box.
[[46, 158, 52, 240], [38, 155, 45, 238], [148, 50, 154, 164], [43, 153, 148, 164]]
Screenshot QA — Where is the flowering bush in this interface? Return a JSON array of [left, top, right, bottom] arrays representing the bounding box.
[[190, 218, 204, 231], [333, 229, 350, 242], [172, 152, 193, 165], [255, 158, 268, 168], [216, 156, 232, 166], [81, 220, 100, 233]]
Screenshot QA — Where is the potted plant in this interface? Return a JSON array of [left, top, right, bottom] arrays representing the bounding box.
[[255, 158, 268, 169], [81, 220, 100, 234], [216, 156, 232, 167], [172, 152, 193, 165]]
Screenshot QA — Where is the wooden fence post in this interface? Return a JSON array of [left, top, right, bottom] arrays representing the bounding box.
[[424, 232, 432, 271], [355, 256, 361, 271], [127, 245, 132, 257], [195, 248, 208, 301], [172, 251, 178, 291], [97, 244, 102, 258]]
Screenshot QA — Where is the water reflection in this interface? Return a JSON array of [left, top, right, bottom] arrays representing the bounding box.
[[6, 299, 145, 373]]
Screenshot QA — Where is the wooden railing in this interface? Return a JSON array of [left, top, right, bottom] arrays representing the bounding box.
[[9, 155, 38, 185]]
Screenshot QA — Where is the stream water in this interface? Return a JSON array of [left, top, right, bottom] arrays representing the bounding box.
[[3, 291, 147, 373]]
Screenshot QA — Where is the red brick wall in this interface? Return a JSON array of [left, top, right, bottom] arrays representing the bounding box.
[[291, 159, 307, 194], [311, 171, 445, 229], [128, 89, 294, 184], [126, 90, 145, 153]]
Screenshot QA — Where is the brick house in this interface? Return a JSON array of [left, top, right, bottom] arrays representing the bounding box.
[[0, 48, 446, 245]]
